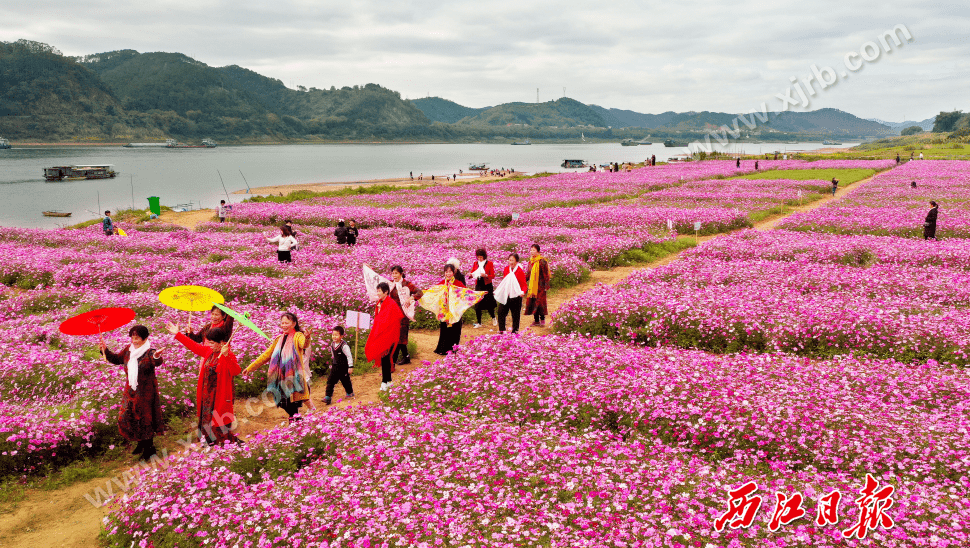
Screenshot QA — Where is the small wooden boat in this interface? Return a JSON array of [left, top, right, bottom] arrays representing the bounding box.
[[469, 163, 488, 170], [42, 211, 72, 217]]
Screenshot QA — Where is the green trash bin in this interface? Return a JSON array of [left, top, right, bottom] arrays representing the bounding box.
[[147, 196, 161, 216]]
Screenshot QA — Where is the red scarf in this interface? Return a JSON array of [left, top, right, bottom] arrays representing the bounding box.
[[365, 297, 405, 363]]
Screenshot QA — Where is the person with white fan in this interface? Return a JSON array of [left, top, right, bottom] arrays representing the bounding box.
[[495, 252, 528, 333], [470, 248, 497, 329]]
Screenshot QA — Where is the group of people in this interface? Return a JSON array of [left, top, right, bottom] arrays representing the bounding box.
[[103, 304, 363, 461], [334, 219, 359, 245]]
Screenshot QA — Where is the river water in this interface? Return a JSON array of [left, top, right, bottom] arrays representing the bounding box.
[[0, 141, 855, 228]]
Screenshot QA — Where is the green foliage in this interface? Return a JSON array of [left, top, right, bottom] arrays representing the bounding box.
[[243, 184, 425, 204], [901, 125, 923, 136], [732, 168, 876, 184], [932, 110, 965, 133]]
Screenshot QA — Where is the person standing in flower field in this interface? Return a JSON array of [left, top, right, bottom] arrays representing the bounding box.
[[265, 225, 298, 263], [387, 265, 423, 365], [470, 248, 497, 329], [924, 201, 939, 241], [347, 219, 359, 245], [495, 252, 527, 333], [831, 177, 839, 196], [334, 219, 349, 245], [218, 200, 231, 223], [525, 244, 551, 327], [447, 257, 466, 286], [167, 323, 241, 446], [424, 263, 477, 355], [100, 325, 164, 461], [324, 326, 354, 405], [102, 210, 115, 236], [244, 312, 312, 422], [365, 282, 406, 391]]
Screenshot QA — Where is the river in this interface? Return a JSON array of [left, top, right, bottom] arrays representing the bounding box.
[[0, 141, 856, 228]]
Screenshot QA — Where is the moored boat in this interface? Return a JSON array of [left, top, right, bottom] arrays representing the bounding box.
[[664, 139, 688, 147], [45, 165, 118, 181], [561, 159, 587, 169], [621, 139, 639, 146], [42, 211, 72, 217], [511, 139, 531, 145], [0, 137, 10, 149], [469, 163, 488, 170]]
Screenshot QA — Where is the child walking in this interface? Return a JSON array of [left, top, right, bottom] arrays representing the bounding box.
[[324, 326, 355, 405]]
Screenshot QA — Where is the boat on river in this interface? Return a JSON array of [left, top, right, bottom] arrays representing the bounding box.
[[42, 211, 72, 217], [44, 165, 117, 181], [621, 139, 639, 146], [0, 137, 10, 149], [511, 139, 531, 145], [124, 138, 217, 148], [469, 163, 488, 170], [664, 139, 688, 147], [561, 159, 587, 169]]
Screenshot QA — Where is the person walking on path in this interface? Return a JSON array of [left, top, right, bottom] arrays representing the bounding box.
[[831, 177, 839, 196], [495, 252, 527, 333], [924, 201, 939, 241], [334, 220, 349, 245], [265, 225, 298, 263], [324, 326, 354, 404], [103, 210, 115, 236], [525, 244, 550, 327], [388, 266, 422, 365], [470, 248, 497, 328], [736, 157, 741, 168], [896, 153, 901, 165], [244, 313, 312, 422], [347, 219, 359, 246], [168, 323, 241, 446], [365, 283, 405, 391], [919, 152, 924, 160], [101, 325, 164, 461]]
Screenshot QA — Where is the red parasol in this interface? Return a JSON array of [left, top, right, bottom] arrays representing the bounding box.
[[59, 307, 137, 336]]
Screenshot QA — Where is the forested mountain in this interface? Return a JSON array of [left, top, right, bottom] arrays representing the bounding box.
[[0, 40, 914, 143], [868, 116, 935, 132], [0, 40, 164, 141], [411, 97, 487, 123]]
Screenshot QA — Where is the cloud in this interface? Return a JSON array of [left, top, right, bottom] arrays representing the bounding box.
[[0, 0, 967, 120]]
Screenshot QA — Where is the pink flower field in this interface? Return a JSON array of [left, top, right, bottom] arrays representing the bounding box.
[[4, 157, 968, 547]]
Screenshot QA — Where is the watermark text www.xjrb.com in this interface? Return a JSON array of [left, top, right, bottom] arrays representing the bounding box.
[[690, 24, 914, 154]]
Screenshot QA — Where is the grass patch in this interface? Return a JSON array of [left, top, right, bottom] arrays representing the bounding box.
[[731, 168, 876, 184], [243, 184, 430, 204], [614, 237, 698, 267]]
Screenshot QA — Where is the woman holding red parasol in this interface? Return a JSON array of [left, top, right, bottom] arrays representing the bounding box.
[[99, 325, 164, 461]]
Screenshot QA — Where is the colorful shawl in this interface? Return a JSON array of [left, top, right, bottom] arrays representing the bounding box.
[[528, 255, 546, 297], [418, 280, 485, 326], [267, 333, 305, 401]]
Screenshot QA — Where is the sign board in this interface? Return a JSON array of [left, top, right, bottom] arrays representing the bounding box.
[[797, 190, 803, 198], [511, 213, 520, 221], [345, 310, 372, 330], [693, 222, 701, 232], [667, 219, 673, 231]]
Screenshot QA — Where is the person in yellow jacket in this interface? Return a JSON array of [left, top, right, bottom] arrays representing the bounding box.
[[243, 312, 312, 422]]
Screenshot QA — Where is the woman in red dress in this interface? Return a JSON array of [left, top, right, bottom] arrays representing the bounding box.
[[100, 325, 164, 461], [184, 305, 235, 344], [167, 322, 241, 446]]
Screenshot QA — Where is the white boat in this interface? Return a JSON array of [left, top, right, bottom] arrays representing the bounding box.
[[0, 137, 10, 150]]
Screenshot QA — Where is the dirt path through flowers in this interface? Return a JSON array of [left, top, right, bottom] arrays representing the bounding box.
[[0, 174, 875, 548]]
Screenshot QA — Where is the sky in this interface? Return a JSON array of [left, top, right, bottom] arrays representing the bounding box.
[[2, 1, 968, 122]]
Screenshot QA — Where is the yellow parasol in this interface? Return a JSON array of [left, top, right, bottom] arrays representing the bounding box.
[[117, 228, 128, 237], [158, 285, 225, 331]]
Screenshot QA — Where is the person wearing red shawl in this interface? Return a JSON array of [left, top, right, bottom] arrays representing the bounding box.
[[525, 243, 551, 327], [497, 252, 528, 333], [184, 305, 235, 344], [388, 265, 423, 365], [167, 322, 241, 446], [100, 325, 164, 461], [365, 282, 406, 391], [470, 248, 497, 328]]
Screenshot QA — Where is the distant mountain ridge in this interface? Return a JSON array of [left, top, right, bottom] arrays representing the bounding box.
[[867, 117, 936, 131]]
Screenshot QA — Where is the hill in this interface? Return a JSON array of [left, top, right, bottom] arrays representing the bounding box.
[[765, 108, 894, 137], [76, 50, 435, 140], [588, 105, 679, 128], [411, 97, 486, 124], [868, 116, 936, 132], [455, 97, 608, 128], [0, 40, 163, 141]]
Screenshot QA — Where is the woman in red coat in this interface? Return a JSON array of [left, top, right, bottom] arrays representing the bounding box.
[[167, 322, 241, 446], [365, 282, 406, 391], [100, 325, 164, 461]]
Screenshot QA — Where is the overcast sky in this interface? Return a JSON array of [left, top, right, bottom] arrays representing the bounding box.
[[2, 1, 968, 121]]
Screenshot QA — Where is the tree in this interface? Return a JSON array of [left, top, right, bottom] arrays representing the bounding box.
[[933, 111, 964, 133], [900, 125, 923, 136]]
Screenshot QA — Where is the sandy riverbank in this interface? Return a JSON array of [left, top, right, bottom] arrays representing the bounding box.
[[233, 171, 525, 196]]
